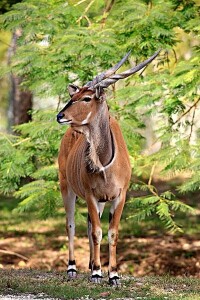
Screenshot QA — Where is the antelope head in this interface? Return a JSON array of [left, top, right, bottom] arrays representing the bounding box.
[[56, 85, 105, 130], [57, 49, 161, 128]]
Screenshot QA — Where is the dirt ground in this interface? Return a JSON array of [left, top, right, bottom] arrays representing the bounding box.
[[0, 233, 200, 277], [0, 182, 200, 278]]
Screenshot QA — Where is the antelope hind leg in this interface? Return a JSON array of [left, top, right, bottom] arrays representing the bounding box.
[[108, 191, 126, 285]]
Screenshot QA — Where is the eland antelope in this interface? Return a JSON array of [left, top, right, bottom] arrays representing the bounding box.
[[57, 50, 160, 285]]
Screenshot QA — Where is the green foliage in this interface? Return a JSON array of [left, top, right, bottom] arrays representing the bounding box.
[[0, 0, 23, 14], [127, 191, 195, 232], [0, 30, 11, 130], [0, 133, 34, 193], [15, 179, 60, 218], [0, 0, 199, 231], [0, 111, 65, 218]]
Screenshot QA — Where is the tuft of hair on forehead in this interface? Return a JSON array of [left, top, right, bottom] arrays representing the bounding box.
[[71, 86, 105, 101], [71, 86, 93, 101]]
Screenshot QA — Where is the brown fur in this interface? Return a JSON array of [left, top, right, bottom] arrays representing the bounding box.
[[59, 116, 131, 199], [57, 87, 131, 283]]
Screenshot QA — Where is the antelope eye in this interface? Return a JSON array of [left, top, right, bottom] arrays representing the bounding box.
[[82, 97, 91, 102]]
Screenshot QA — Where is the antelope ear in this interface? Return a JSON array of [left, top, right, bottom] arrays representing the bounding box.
[[68, 84, 80, 97]]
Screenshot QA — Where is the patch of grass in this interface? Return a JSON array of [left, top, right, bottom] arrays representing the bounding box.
[[0, 269, 200, 299]]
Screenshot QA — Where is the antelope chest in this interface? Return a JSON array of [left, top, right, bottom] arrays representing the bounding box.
[[88, 173, 122, 201], [66, 159, 122, 201], [65, 127, 131, 201]]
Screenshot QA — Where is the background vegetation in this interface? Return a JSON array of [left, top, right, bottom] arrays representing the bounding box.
[[0, 4, 200, 299], [0, 0, 199, 236]]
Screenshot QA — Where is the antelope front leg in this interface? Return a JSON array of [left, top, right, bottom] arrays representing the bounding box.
[[88, 202, 105, 271], [87, 196, 103, 283], [61, 182, 77, 278], [108, 191, 126, 285]]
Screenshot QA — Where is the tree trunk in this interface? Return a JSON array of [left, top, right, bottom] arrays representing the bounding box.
[[8, 29, 32, 129]]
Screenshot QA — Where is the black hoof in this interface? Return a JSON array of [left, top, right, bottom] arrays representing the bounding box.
[[90, 274, 103, 284], [67, 269, 77, 279], [109, 276, 120, 286]]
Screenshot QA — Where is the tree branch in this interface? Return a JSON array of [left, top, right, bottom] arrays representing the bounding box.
[[77, 0, 95, 25], [111, 83, 116, 99], [56, 95, 62, 112], [172, 48, 177, 64], [139, 64, 148, 77], [0, 249, 29, 261], [148, 163, 156, 186], [173, 97, 200, 125], [101, 0, 115, 27], [147, 163, 158, 197], [74, 0, 88, 6], [188, 104, 196, 142]]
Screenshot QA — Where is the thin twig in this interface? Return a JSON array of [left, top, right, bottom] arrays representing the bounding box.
[[188, 104, 196, 142], [0, 249, 29, 261], [77, 15, 92, 27], [172, 48, 177, 64], [139, 64, 148, 77], [84, 15, 92, 26], [148, 163, 156, 186], [166, 51, 170, 69], [74, 0, 88, 6], [173, 97, 200, 125], [76, 0, 95, 25], [147, 163, 158, 197], [111, 84, 116, 99], [101, 0, 115, 27], [0, 132, 14, 146], [56, 95, 62, 112], [148, 0, 152, 10], [136, 178, 158, 197], [142, 136, 161, 155], [148, 184, 159, 197], [13, 137, 30, 146], [0, 133, 31, 147]]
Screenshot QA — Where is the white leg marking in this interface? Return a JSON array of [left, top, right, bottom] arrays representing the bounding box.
[[67, 264, 77, 271], [108, 228, 117, 246], [92, 269, 102, 276], [94, 226, 102, 244], [110, 196, 120, 215], [109, 271, 119, 279], [98, 202, 105, 218]]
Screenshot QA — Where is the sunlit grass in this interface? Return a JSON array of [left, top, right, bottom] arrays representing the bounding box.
[[0, 269, 200, 299]]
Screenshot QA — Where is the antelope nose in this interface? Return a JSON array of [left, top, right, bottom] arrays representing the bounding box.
[[57, 112, 64, 122]]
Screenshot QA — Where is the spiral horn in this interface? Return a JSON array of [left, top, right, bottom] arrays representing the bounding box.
[[88, 49, 161, 90], [85, 51, 131, 88]]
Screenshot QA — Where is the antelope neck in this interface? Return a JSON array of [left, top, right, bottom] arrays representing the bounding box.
[[85, 103, 114, 173]]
